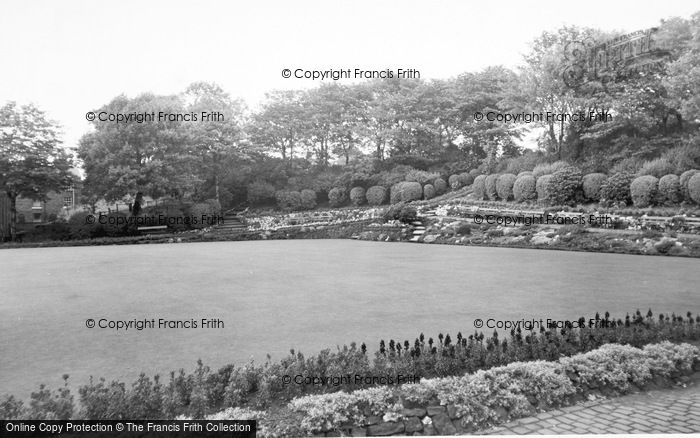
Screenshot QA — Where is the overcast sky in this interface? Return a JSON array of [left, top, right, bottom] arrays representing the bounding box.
[[1, 0, 698, 151]]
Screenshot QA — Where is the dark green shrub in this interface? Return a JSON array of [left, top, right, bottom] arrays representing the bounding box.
[[657, 175, 681, 204], [383, 202, 417, 223], [496, 173, 517, 201], [448, 174, 461, 190], [328, 187, 347, 207], [300, 189, 317, 210], [0, 395, 25, 419], [160, 207, 188, 231], [68, 211, 102, 239], [600, 172, 634, 205], [545, 166, 583, 206], [469, 169, 482, 179], [28, 376, 74, 420], [366, 186, 387, 206], [247, 181, 276, 205], [275, 191, 302, 211], [473, 175, 487, 200], [404, 170, 439, 185], [455, 223, 471, 235], [638, 158, 675, 178], [191, 201, 222, 227], [688, 173, 700, 204], [433, 178, 448, 194], [485, 174, 499, 200], [103, 211, 136, 237], [459, 172, 474, 186], [423, 184, 436, 200], [582, 173, 607, 201], [513, 174, 536, 202], [536, 175, 553, 202], [349, 187, 366, 206], [680, 170, 699, 202], [390, 182, 422, 204]]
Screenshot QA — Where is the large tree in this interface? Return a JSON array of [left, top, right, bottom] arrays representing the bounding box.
[[78, 93, 194, 204], [0, 102, 73, 240], [182, 82, 247, 205]]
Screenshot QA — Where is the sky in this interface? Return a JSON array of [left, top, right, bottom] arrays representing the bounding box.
[[1, 0, 698, 152]]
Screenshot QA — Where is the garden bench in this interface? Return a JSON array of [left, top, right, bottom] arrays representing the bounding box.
[[137, 225, 168, 235]]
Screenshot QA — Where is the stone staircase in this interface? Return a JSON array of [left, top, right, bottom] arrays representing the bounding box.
[[213, 213, 247, 235], [409, 210, 436, 242]]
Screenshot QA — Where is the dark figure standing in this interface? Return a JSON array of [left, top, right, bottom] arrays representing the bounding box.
[[132, 192, 143, 216]]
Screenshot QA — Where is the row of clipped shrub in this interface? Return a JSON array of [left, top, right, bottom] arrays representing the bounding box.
[[286, 341, 699, 435], [2, 310, 697, 421], [272, 171, 478, 210], [472, 167, 700, 207]]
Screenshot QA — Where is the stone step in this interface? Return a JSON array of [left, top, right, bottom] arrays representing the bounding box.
[[409, 236, 421, 242], [413, 230, 425, 235]]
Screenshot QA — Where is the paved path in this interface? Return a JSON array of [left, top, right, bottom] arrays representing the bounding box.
[[481, 382, 700, 434]]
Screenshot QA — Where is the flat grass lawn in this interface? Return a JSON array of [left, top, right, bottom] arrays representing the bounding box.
[[1, 240, 699, 400]]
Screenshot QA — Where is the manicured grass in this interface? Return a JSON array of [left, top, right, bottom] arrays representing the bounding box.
[[1, 240, 698, 400]]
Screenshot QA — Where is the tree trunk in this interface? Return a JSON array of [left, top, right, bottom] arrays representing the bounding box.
[[9, 192, 17, 242], [214, 174, 220, 205]]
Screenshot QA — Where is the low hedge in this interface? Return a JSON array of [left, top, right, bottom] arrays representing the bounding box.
[[630, 175, 659, 208], [288, 341, 698, 434], [513, 174, 536, 202]]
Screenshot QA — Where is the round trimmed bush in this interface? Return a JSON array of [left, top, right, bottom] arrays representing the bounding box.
[[582, 173, 607, 202], [433, 178, 447, 194], [600, 172, 634, 205], [657, 174, 681, 205], [680, 169, 699, 202], [389, 183, 404, 204], [513, 174, 536, 202], [401, 181, 422, 202], [630, 175, 659, 208], [423, 184, 436, 200], [688, 173, 700, 204], [390, 182, 422, 204], [366, 186, 387, 205], [536, 175, 553, 202], [459, 172, 474, 186], [349, 187, 366, 206], [300, 189, 317, 210], [496, 173, 517, 201], [485, 174, 499, 200], [517, 171, 533, 178], [469, 169, 481, 179], [448, 174, 461, 190], [472, 175, 487, 200], [328, 187, 347, 207], [545, 166, 582, 206]]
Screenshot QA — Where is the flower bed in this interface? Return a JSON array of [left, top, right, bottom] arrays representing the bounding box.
[[285, 341, 699, 436]]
